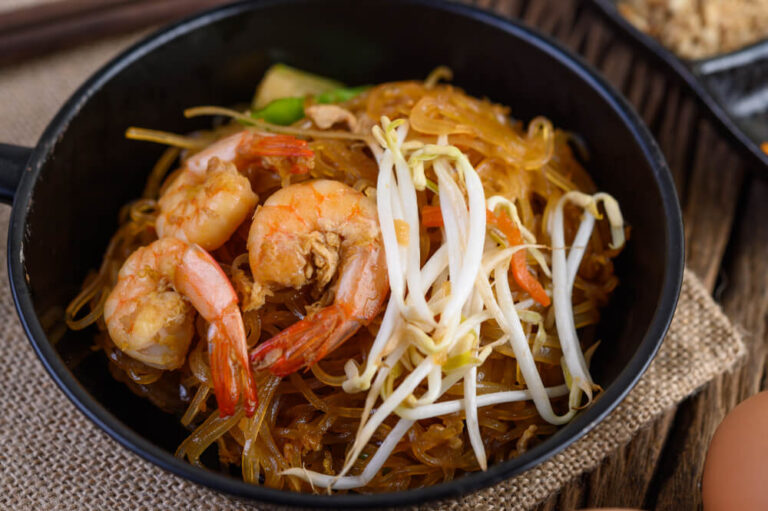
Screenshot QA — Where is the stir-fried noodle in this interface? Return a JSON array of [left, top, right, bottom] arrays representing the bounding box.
[[66, 66, 626, 493]]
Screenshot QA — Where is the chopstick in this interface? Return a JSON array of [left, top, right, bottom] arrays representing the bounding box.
[[0, 0, 234, 67]]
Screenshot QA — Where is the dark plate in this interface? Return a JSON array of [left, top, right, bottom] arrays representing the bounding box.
[[590, 0, 768, 171], [0, 0, 683, 507]]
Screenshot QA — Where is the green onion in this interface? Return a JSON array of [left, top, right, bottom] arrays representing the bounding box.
[[249, 86, 369, 126], [250, 97, 305, 126], [316, 85, 370, 104]]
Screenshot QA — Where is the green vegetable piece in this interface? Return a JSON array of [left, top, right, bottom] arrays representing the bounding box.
[[251, 97, 305, 125], [316, 85, 371, 104], [253, 63, 343, 109]]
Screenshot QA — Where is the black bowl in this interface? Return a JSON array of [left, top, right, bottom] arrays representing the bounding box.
[[0, 0, 683, 507]]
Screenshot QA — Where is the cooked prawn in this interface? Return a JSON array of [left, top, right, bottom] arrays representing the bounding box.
[[156, 130, 314, 251], [103, 237, 257, 417], [247, 179, 388, 376], [184, 129, 314, 176], [157, 158, 257, 250]]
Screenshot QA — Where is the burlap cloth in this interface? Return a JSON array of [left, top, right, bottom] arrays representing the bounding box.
[[0, 27, 746, 511]]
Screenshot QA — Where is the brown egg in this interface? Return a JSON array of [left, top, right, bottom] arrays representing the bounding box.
[[703, 391, 768, 510], [577, 508, 645, 511]]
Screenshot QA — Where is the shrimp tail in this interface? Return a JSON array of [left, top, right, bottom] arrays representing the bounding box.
[[209, 315, 258, 418], [249, 304, 360, 377]]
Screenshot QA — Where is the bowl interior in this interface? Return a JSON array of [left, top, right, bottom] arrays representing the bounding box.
[[17, 0, 676, 505]]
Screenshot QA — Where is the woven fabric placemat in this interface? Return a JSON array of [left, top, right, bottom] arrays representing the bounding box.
[[0, 24, 746, 511]]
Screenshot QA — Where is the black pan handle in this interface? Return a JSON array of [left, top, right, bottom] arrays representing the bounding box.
[[0, 143, 32, 205]]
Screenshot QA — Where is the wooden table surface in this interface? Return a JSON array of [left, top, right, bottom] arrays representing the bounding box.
[[2, 1, 764, 509], [460, 1, 768, 509]]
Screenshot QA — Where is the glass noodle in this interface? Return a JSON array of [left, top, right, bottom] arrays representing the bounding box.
[[66, 68, 625, 493]]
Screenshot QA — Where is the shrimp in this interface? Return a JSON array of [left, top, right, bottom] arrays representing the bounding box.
[[157, 158, 257, 250], [103, 237, 257, 417], [156, 130, 314, 251], [183, 129, 313, 176], [247, 179, 388, 376]]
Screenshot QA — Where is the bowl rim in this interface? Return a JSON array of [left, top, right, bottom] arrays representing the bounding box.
[[7, 0, 684, 507]]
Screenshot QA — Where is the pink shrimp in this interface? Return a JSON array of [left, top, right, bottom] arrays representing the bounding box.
[[156, 130, 314, 251], [247, 179, 388, 376], [103, 237, 257, 417]]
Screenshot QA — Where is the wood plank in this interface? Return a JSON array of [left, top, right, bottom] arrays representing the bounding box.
[[600, 42, 635, 92], [720, 178, 768, 398], [639, 68, 667, 128], [491, 0, 526, 19], [563, 9, 594, 53], [682, 124, 745, 289], [587, 411, 676, 508], [656, 86, 691, 198], [558, 477, 588, 510], [551, 1, 577, 42], [649, 176, 768, 509], [627, 60, 650, 108]]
